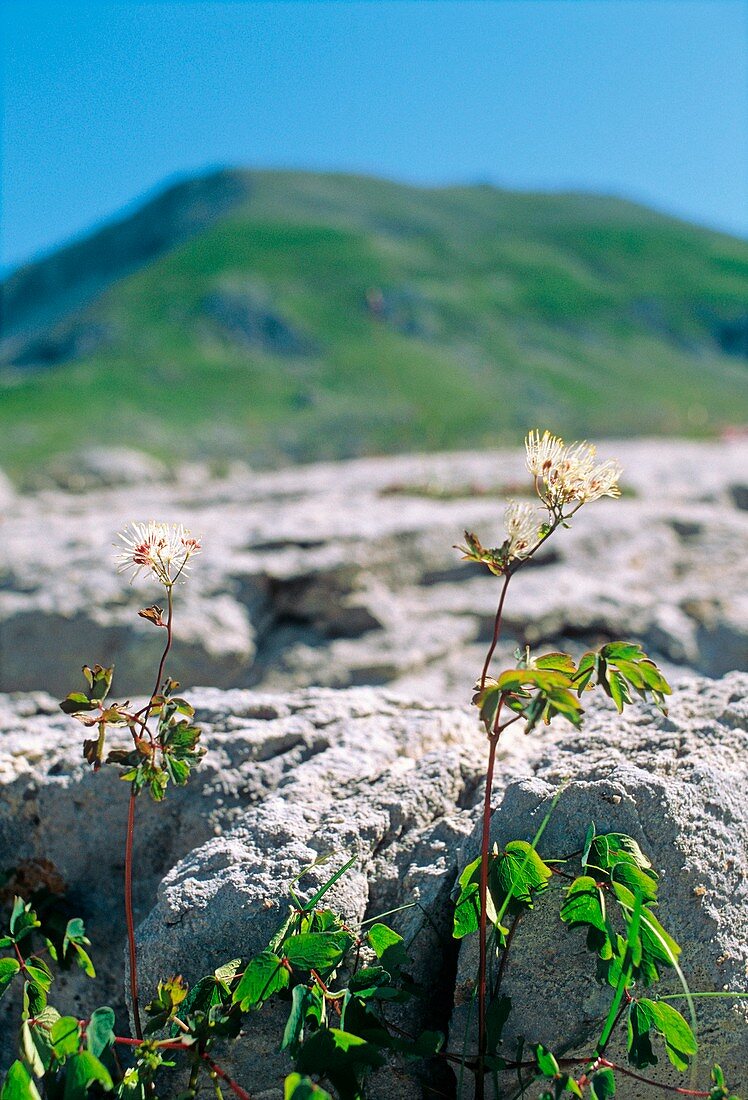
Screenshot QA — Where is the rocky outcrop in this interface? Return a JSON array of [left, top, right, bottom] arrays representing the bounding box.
[[1, 675, 745, 1096], [0, 441, 746, 698]]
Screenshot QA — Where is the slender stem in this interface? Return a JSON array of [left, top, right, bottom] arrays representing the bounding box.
[[475, 574, 513, 1100], [597, 1059, 711, 1097], [145, 584, 174, 724], [123, 583, 175, 1041], [476, 731, 499, 1100], [113, 1037, 187, 1049], [480, 575, 511, 690], [124, 788, 142, 1040], [202, 1055, 253, 1100]]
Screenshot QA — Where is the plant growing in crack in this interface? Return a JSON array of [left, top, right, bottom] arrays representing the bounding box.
[[452, 430, 742, 1099], [0, 446, 744, 1100]]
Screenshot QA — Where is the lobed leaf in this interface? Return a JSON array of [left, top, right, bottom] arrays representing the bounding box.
[[0, 1062, 42, 1100], [233, 951, 288, 1010], [366, 924, 409, 975]]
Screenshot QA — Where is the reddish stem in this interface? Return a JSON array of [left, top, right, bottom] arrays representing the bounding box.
[[475, 574, 513, 1100], [113, 1036, 187, 1049], [480, 575, 511, 691], [124, 788, 142, 1040], [123, 586, 174, 1041], [202, 1055, 253, 1100], [476, 732, 499, 1100], [597, 1059, 711, 1096]]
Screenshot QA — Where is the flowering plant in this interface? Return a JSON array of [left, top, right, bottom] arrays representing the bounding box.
[[0, 442, 742, 1100]]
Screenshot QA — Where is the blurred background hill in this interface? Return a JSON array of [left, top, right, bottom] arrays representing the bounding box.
[[1, 166, 746, 477]]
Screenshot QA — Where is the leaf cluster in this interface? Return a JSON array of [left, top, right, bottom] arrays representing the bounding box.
[[59, 668, 204, 801], [474, 643, 670, 735]]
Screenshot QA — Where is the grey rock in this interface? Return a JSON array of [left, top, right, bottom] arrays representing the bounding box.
[[38, 447, 171, 491], [452, 671, 748, 1097], [0, 675, 746, 1097], [203, 284, 316, 357], [0, 440, 745, 698]]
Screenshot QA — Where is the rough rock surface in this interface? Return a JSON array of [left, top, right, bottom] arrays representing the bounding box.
[[452, 673, 748, 1096], [1, 675, 745, 1097], [0, 440, 746, 698]]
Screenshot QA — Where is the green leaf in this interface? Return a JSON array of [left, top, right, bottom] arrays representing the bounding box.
[[473, 682, 502, 729], [296, 1028, 384, 1100], [282, 985, 312, 1054], [63, 1052, 113, 1100], [284, 1074, 332, 1100], [9, 899, 39, 942], [232, 951, 288, 1010], [284, 932, 351, 972], [560, 876, 607, 932], [493, 840, 552, 908], [574, 652, 597, 694], [21, 1008, 59, 1075], [639, 999, 697, 1071], [590, 1068, 616, 1098], [0, 957, 20, 999], [612, 883, 681, 978], [485, 994, 511, 1054], [587, 834, 659, 905], [453, 857, 485, 939], [497, 668, 573, 694], [71, 943, 95, 979], [214, 958, 242, 985], [86, 1008, 115, 1058], [1, 1062, 42, 1100], [604, 666, 629, 713], [25, 960, 53, 993], [51, 1016, 81, 1059], [535, 1043, 560, 1076], [601, 643, 644, 661], [59, 693, 97, 715], [534, 652, 577, 675], [348, 966, 390, 995], [165, 757, 190, 785], [63, 918, 87, 953], [19, 1022, 46, 1079], [144, 975, 189, 1033], [627, 1001, 658, 1068], [366, 924, 409, 975]]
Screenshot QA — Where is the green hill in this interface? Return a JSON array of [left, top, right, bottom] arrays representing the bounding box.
[[1, 169, 746, 475]]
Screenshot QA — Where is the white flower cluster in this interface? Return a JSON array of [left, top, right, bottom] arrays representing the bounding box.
[[503, 500, 542, 561], [525, 430, 622, 507], [115, 521, 202, 586]]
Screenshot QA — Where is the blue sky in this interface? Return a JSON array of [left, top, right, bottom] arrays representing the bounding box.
[[2, 0, 747, 270]]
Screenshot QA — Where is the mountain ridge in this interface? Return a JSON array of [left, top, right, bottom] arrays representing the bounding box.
[[0, 168, 746, 475]]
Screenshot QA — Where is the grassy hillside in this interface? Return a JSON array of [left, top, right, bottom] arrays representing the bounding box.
[[1, 170, 746, 475]]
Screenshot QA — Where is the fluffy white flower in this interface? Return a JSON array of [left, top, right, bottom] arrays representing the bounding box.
[[525, 430, 622, 507], [504, 500, 542, 560], [525, 430, 566, 477], [574, 459, 623, 502], [115, 521, 201, 586]]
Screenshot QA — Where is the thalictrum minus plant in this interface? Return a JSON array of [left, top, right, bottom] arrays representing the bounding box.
[[61, 520, 203, 1039], [457, 430, 665, 1099]]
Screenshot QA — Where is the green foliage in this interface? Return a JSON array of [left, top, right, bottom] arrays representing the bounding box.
[[473, 644, 669, 737], [60, 664, 204, 801], [576, 642, 671, 714], [628, 999, 697, 1072], [453, 842, 552, 940]]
